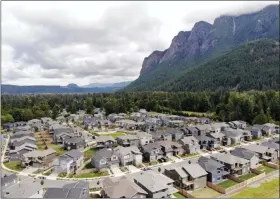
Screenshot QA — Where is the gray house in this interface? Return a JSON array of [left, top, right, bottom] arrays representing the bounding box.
[[151, 131, 172, 141], [230, 148, 260, 169], [242, 144, 278, 162], [21, 148, 56, 168], [251, 125, 263, 139], [210, 153, 250, 176], [198, 156, 229, 184], [116, 135, 140, 147], [141, 142, 163, 162], [196, 135, 220, 150], [1, 174, 18, 189], [261, 141, 280, 158], [95, 136, 116, 149], [9, 136, 36, 150], [64, 137, 86, 150], [221, 129, 244, 146], [11, 130, 34, 139], [131, 170, 177, 198], [102, 177, 148, 198], [53, 130, 75, 144], [156, 141, 184, 157], [9, 143, 38, 161], [53, 150, 84, 174], [91, 148, 119, 171], [43, 181, 89, 198], [227, 121, 247, 129], [137, 132, 153, 146], [178, 136, 200, 154], [164, 163, 207, 191], [114, 146, 143, 166]]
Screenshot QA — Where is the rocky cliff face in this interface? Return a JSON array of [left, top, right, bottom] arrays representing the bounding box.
[[139, 4, 279, 76]]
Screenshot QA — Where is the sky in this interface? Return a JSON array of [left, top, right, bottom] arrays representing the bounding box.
[[2, 1, 278, 86]]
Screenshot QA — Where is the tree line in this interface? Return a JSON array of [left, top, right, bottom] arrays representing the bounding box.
[[1, 91, 279, 125]]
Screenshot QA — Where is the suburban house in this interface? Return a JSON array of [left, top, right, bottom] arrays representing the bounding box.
[[141, 142, 163, 162], [262, 123, 279, 135], [178, 136, 200, 154], [221, 129, 244, 146], [251, 125, 263, 139], [43, 181, 89, 199], [114, 146, 143, 166], [53, 129, 75, 144], [64, 137, 86, 150], [168, 120, 184, 128], [261, 141, 280, 158], [3, 122, 27, 131], [115, 119, 137, 130], [21, 148, 56, 168], [116, 135, 140, 147], [230, 148, 260, 169], [28, 119, 43, 131], [91, 148, 120, 171], [227, 121, 247, 129], [53, 150, 84, 175], [1, 174, 18, 189], [9, 143, 38, 161], [95, 136, 116, 149], [151, 131, 172, 141], [210, 153, 250, 176], [196, 135, 220, 150], [9, 136, 36, 150], [15, 125, 33, 132], [11, 130, 34, 139], [137, 132, 153, 146], [101, 177, 148, 198], [164, 163, 208, 191], [180, 127, 199, 136], [198, 156, 229, 184], [195, 124, 212, 136], [196, 118, 212, 124], [131, 170, 177, 198], [242, 144, 278, 162], [157, 141, 184, 157], [210, 123, 230, 133]]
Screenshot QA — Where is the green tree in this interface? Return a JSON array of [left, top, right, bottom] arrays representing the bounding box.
[[22, 109, 34, 121], [253, 110, 269, 124], [86, 97, 94, 114], [1, 114, 15, 124]]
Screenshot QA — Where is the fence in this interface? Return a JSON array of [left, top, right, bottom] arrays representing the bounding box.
[[245, 172, 266, 184], [250, 168, 264, 175], [263, 161, 279, 169], [178, 188, 196, 198], [228, 175, 244, 183], [207, 182, 226, 194]]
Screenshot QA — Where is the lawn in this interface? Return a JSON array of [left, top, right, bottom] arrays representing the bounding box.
[[217, 179, 238, 189], [82, 162, 94, 170], [182, 111, 215, 117], [48, 144, 66, 155], [256, 165, 276, 174], [43, 170, 52, 176], [238, 173, 257, 180], [191, 187, 221, 198], [58, 172, 67, 177], [83, 148, 96, 156], [103, 132, 126, 138], [4, 161, 24, 171], [231, 178, 279, 198], [75, 171, 109, 178], [173, 192, 185, 198]]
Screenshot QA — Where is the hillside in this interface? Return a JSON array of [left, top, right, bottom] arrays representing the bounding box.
[[126, 4, 279, 91]]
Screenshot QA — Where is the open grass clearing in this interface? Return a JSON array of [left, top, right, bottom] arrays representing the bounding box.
[[230, 178, 279, 198], [217, 179, 238, 189], [191, 187, 221, 198], [256, 165, 276, 174]]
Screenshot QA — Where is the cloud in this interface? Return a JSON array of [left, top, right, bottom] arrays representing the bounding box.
[[2, 1, 277, 85]]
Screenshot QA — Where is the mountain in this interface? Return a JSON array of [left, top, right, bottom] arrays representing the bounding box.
[[126, 4, 279, 91], [1, 85, 120, 94], [66, 83, 79, 88], [82, 81, 132, 88]]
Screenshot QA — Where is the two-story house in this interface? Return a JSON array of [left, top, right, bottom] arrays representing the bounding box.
[[227, 121, 247, 129], [251, 125, 263, 139], [157, 141, 184, 157], [137, 132, 153, 146], [53, 150, 84, 175], [242, 144, 278, 162], [21, 148, 56, 168], [141, 142, 163, 162], [9, 143, 38, 161], [114, 146, 143, 166], [261, 141, 280, 158], [164, 163, 208, 191], [221, 129, 244, 146], [210, 153, 250, 176], [178, 136, 200, 154], [198, 156, 229, 183], [230, 147, 260, 169], [95, 136, 116, 149], [116, 135, 140, 147], [64, 137, 86, 150], [91, 148, 120, 171], [9, 136, 36, 150]]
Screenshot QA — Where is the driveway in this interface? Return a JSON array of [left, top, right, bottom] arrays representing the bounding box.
[[127, 165, 140, 173], [110, 165, 123, 176], [168, 155, 181, 162], [21, 167, 39, 174]]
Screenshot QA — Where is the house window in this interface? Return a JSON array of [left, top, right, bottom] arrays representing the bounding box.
[[217, 177, 221, 180], [217, 170, 221, 173], [100, 160, 106, 165]]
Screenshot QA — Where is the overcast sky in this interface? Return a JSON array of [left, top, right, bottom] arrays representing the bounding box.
[[2, 1, 277, 86]]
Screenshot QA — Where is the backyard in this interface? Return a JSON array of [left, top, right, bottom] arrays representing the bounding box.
[[217, 179, 238, 189], [47, 144, 66, 155], [238, 173, 257, 181], [173, 192, 185, 198], [4, 161, 24, 171], [190, 187, 221, 198], [82, 162, 94, 170], [75, 171, 109, 178], [230, 178, 279, 198], [256, 165, 276, 174], [83, 148, 96, 157]]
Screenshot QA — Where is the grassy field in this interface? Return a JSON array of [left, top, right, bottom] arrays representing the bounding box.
[[48, 144, 66, 155], [191, 187, 221, 198], [173, 192, 185, 198], [230, 178, 279, 198], [182, 111, 215, 117], [217, 179, 238, 189], [75, 171, 109, 178], [256, 165, 276, 174], [83, 148, 96, 156], [238, 173, 257, 180], [4, 161, 24, 171]]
